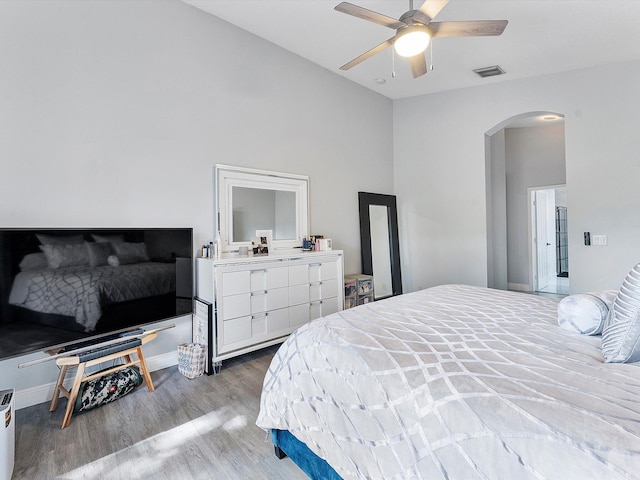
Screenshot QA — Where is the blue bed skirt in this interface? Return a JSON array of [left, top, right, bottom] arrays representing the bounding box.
[[271, 429, 342, 480]]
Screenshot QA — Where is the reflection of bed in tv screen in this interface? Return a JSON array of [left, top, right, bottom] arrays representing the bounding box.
[[0, 228, 193, 360]]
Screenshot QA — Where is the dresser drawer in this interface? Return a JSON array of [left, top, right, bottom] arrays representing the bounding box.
[[309, 297, 340, 320], [221, 271, 250, 296], [289, 283, 310, 305], [250, 286, 289, 314], [251, 266, 289, 291], [222, 315, 252, 346], [309, 261, 338, 282], [288, 264, 309, 286], [289, 303, 310, 328], [309, 278, 339, 302], [221, 293, 251, 320]]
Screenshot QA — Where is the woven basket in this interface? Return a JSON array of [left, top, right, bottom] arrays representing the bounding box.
[[177, 343, 206, 379]]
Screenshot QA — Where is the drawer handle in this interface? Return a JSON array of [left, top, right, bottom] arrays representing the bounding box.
[[250, 290, 268, 296], [309, 300, 323, 307], [251, 312, 268, 319], [309, 263, 321, 267]]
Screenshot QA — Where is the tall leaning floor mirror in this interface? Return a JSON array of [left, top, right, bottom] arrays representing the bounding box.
[[358, 192, 402, 300]]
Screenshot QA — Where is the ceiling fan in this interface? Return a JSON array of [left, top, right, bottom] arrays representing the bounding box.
[[334, 0, 508, 78]]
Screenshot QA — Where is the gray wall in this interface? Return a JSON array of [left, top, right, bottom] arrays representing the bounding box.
[[486, 130, 507, 290], [0, 0, 394, 407], [394, 60, 640, 295], [504, 125, 566, 289]]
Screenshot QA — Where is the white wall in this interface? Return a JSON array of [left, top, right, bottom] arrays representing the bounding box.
[[0, 0, 393, 407], [394, 60, 640, 294]]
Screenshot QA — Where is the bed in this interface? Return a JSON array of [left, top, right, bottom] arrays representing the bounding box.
[[9, 262, 176, 332], [257, 283, 640, 479], [6, 236, 177, 333]]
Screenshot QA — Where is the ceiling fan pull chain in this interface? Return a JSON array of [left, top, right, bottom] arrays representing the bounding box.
[[392, 47, 396, 78], [430, 40, 434, 71]]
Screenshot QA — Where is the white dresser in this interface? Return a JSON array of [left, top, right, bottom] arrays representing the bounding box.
[[196, 250, 344, 363]]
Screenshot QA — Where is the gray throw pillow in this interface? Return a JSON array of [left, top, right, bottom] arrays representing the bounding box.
[[602, 264, 640, 363], [86, 241, 113, 268], [112, 242, 149, 263], [40, 244, 90, 269], [18, 252, 48, 271], [36, 233, 84, 245]]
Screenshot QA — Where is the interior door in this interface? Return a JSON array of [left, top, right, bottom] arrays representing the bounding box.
[[535, 190, 548, 290], [534, 189, 556, 291]]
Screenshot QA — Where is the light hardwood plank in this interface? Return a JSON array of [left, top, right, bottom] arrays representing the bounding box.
[[14, 345, 307, 480]]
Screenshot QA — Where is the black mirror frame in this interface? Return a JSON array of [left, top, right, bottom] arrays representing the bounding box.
[[358, 192, 402, 298]]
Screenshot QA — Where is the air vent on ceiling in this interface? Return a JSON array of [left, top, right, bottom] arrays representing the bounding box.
[[473, 65, 505, 78]]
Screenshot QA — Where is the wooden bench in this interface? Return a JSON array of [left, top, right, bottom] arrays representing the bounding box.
[[49, 332, 156, 429]]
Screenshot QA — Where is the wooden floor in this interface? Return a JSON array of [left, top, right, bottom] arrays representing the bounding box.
[[13, 345, 307, 480]]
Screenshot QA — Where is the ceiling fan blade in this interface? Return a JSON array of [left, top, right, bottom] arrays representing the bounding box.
[[413, 0, 449, 24], [334, 2, 406, 29], [339, 38, 394, 71], [409, 54, 427, 78], [430, 20, 508, 37]]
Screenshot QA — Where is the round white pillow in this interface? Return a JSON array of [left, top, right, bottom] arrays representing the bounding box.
[[558, 293, 611, 335]]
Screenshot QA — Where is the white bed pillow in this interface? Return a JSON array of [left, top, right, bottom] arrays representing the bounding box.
[[602, 264, 640, 363], [40, 244, 90, 269], [557, 291, 616, 335]]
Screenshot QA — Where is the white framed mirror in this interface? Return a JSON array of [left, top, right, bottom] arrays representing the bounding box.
[[215, 164, 309, 253]]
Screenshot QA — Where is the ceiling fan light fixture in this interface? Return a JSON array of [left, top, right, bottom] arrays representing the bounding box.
[[394, 26, 431, 57]]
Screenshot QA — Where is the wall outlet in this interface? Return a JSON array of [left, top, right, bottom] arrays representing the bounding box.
[[592, 234, 607, 246]]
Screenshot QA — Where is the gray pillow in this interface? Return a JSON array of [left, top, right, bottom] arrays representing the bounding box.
[[112, 242, 149, 263], [91, 234, 125, 243], [40, 244, 90, 269], [557, 291, 616, 335], [107, 254, 141, 267], [602, 264, 640, 363], [18, 252, 48, 271], [86, 241, 113, 268], [36, 233, 84, 245]]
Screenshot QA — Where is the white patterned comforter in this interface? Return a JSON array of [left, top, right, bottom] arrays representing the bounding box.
[[256, 284, 640, 480], [9, 263, 175, 331]]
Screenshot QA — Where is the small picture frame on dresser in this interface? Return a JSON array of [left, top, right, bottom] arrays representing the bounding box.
[[254, 230, 273, 255]]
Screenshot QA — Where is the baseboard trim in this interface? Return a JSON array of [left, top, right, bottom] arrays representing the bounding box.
[[508, 282, 532, 293], [15, 350, 178, 410]]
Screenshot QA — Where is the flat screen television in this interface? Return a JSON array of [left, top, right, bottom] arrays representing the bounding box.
[[0, 228, 193, 361]]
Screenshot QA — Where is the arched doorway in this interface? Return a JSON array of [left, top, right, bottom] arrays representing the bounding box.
[[485, 112, 567, 295]]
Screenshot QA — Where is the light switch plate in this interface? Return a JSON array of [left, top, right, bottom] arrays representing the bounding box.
[[592, 234, 607, 246]]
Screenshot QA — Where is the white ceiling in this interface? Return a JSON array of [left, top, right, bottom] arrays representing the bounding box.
[[184, 0, 640, 101]]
